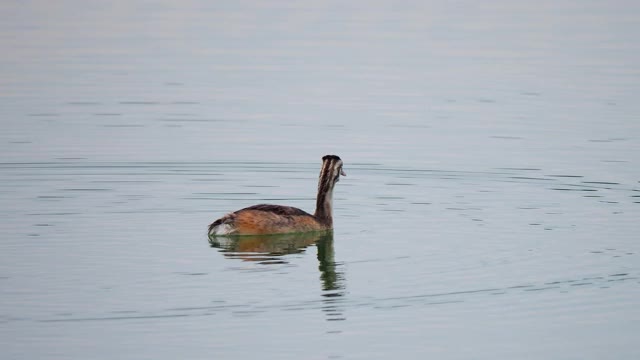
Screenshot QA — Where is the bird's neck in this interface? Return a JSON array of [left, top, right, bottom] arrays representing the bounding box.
[[314, 179, 335, 227]]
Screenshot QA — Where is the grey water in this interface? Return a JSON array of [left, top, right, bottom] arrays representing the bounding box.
[[1, 1, 639, 359]]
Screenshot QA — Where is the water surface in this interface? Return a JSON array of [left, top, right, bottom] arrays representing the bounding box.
[[1, 1, 639, 359]]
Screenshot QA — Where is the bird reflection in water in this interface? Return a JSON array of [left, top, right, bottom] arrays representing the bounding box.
[[208, 232, 346, 321], [316, 234, 346, 321]]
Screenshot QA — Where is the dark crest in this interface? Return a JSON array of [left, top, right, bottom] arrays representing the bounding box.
[[322, 155, 341, 162]]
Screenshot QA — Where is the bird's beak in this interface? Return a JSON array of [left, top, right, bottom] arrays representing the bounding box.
[[341, 169, 346, 176]]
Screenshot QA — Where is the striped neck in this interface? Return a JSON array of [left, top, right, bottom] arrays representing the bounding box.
[[314, 155, 343, 227]]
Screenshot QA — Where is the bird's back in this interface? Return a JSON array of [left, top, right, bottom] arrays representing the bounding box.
[[208, 204, 325, 236]]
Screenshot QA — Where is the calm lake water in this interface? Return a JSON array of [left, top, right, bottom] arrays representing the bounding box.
[[1, 1, 639, 359]]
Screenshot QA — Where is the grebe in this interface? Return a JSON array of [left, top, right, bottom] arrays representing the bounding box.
[[208, 155, 345, 236]]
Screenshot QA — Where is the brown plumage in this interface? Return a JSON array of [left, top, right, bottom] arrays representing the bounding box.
[[208, 155, 345, 236]]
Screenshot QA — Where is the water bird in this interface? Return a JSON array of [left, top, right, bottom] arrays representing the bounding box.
[[208, 155, 345, 236]]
